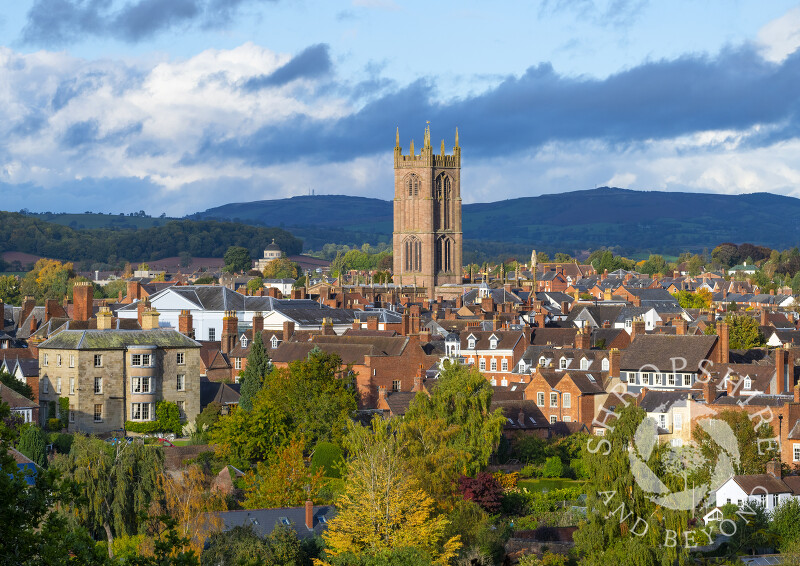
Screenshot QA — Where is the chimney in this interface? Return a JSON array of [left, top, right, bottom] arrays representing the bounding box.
[[726, 373, 739, 396], [776, 348, 787, 393], [117, 290, 123, 303], [413, 365, 424, 392], [608, 348, 620, 378], [717, 322, 729, 364], [137, 300, 147, 327], [366, 317, 379, 331], [126, 280, 141, 304], [455, 295, 463, 308], [761, 309, 768, 326], [675, 319, 688, 335], [481, 296, 494, 313], [30, 316, 36, 334], [561, 301, 570, 315], [419, 329, 431, 343], [305, 500, 313, 530], [492, 314, 501, 331], [631, 318, 646, 341], [179, 309, 194, 338], [322, 318, 335, 336], [402, 311, 410, 336], [96, 306, 113, 330], [603, 320, 611, 329], [221, 310, 238, 354], [283, 321, 295, 342], [602, 269, 608, 281], [767, 459, 781, 479], [574, 326, 591, 350], [378, 386, 386, 403], [73, 282, 94, 322], [702, 379, 715, 403], [252, 311, 264, 333], [141, 308, 161, 330], [44, 299, 59, 322], [795, 383, 800, 404]]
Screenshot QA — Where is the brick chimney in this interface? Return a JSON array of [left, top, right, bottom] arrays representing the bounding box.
[[413, 365, 424, 392], [141, 308, 161, 330], [795, 383, 800, 404], [631, 318, 646, 341], [73, 282, 94, 322], [602, 269, 608, 281], [492, 314, 501, 331], [283, 321, 295, 341], [761, 309, 769, 326], [221, 311, 238, 354], [366, 317, 379, 331], [726, 373, 739, 396], [767, 459, 781, 479], [776, 347, 787, 393], [419, 329, 431, 343], [702, 379, 715, 403], [717, 322, 729, 364], [455, 295, 463, 308], [305, 499, 313, 530], [96, 306, 114, 330], [574, 326, 591, 350], [179, 309, 193, 338], [252, 311, 264, 333], [561, 301, 570, 315], [126, 280, 141, 303], [481, 296, 494, 313], [322, 317, 335, 336], [608, 348, 620, 378], [378, 385, 386, 404], [44, 299, 58, 322]]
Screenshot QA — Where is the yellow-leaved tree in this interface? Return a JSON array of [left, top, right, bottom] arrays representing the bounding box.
[[317, 418, 461, 566]]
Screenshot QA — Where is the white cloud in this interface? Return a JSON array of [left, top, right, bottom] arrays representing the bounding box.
[[757, 6, 800, 63]]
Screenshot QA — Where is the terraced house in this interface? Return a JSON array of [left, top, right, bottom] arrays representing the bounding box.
[[37, 319, 202, 434]]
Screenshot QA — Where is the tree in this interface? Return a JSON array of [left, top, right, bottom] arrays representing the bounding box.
[[246, 276, 263, 293], [403, 363, 505, 476], [770, 498, 800, 551], [17, 424, 47, 468], [223, 246, 252, 273], [320, 419, 461, 565], [541, 456, 563, 478], [238, 331, 271, 412], [202, 524, 313, 566], [457, 472, 503, 513], [725, 313, 765, 349], [243, 437, 324, 509], [311, 441, 344, 478], [20, 259, 75, 303], [162, 465, 227, 555], [262, 257, 299, 279], [0, 370, 34, 400], [0, 275, 21, 305], [53, 435, 165, 557]]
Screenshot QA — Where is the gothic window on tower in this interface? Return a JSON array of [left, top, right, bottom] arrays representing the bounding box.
[[406, 174, 420, 197], [404, 236, 422, 272], [435, 236, 453, 273], [434, 173, 451, 229]]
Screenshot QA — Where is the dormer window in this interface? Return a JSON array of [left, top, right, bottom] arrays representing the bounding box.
[[580, 358, 589, 370], [560, 357, 569, 369], [538, 356, 546, 366], [489, 336, 498, 350], [241, 336, 248, 348], [602, 358, 609, 371], [467, 335, 476, 349], [270, 336, 279, 349], [744, 377, 751, 390]]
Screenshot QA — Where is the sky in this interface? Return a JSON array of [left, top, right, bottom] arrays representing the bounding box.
[[1, 1, 800, 216]]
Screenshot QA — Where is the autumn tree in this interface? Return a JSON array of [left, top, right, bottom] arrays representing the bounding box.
[[243, 437, 324, 509], [319, 419, 461, 565], [20, 259, 75, 303], [0, 275, 21, 305], [262, 257, 299, 279], [161, 465, 227, 555], [403, 362, 505, 476], [723, 313, 765, 349], [238, 331, 271, 412], [246, 276, 263, 293]]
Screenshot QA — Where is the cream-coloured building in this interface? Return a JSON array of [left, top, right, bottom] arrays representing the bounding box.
[[37, 316, 202, 434], [256, 239, 282, 272]]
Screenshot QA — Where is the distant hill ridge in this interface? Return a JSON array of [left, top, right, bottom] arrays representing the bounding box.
[[190, 187, 800, 254]]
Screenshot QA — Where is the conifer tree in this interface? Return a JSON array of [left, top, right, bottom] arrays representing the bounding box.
[[238, 331, 270, 411], [17, 425, 47, 468]]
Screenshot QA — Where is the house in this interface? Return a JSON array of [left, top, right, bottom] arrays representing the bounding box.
[[715, 461, 800, 512], [522, 368, 608, 430], [454, 330, 527, 384], [211, 501, 334, 541], [0, 383, 39, 424], [263, 279, 296, 297], [37, 311, 203, 433]]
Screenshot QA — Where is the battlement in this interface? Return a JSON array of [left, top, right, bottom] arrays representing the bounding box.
[[394, 125, 460, 169]]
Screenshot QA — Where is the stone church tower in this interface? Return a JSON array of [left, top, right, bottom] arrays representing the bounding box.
[[393, 125, 463, 295]]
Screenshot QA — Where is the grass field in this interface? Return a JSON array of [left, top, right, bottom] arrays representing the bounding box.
[[517, 478, 587, 492]]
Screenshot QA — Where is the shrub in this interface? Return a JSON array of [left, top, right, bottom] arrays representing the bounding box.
[[459, 472, 503, 513], [18, 424, 48, 467], [49, 432, 74, 454], [493, 471, 519, 490], [125, 400, 182, 435], [58, 397, 70, 429], [310, 442, 344, 478], [47, 418, 63, 432], [519, 464, 539, 478], [541, 456, 563, 478]]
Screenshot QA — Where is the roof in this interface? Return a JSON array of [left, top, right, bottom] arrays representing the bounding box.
[[731, 474, 792, 495], [621, 335, 718, 372], [200, 379, 241, 408], [461, 330, 524, 351], [638, 390, 690, 413], [39, 329, 201, 350], [530, 328, 578, 347], [211, 505, 335, 540], [382, 391, 417, 416], [0, 383, 37, 409]]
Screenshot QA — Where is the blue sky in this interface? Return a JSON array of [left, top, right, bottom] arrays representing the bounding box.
[[1, 1, 800, 216]]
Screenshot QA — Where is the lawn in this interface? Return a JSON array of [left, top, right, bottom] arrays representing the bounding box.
[[517, 478, 587, 492]]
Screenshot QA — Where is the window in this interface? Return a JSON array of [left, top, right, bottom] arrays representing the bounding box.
[[131, 354, 141, 366], [56, 377, 62, 394], [550, 415, 557, 424], [602, 359, 609, 371], [501, 359, 508, 372], [671, 438, 683, 447], [560, 358, 569, 369], [177, 374, 185, 391], [642, 372, 651, 385], [94, 404, 103, 422], [479, 359, 486, 371], [537, 392, 545, 407], [674, 413, 682, 430], [271, 336, 279, 348], [468, 338, 476, 349], [132, 377, 151, 394], [683, 374, 691, 387], [655, 373, 663, 385], [176, 352, 185, 365], [580, 358, 589, 370], [235, 358, 242, 369], [539, 356, 546, 367], [392, 380, 401, 392], [56, 354, 62, 367], [177, 400, 185, 419], [240, 337, 248, 348], [406, 173, 420, 197], [69, 377, 75, 395], [658, 414, 667, 428], [625, 319, 632, 328], [42, 379, 49, 394], [69, 408, 75, 423], [501, 378, 508, 386], [550, 392, 558, 407], [131, 402, 152, 421], [141, 354, 151, 366], [490, 338, 497, 350], [94, 354, 102, 367], [491, 378, 497, 386], [773, 494, 779, 507], [563, 392, 571, 408], [94, 377, 102, 394], [668, 374, 676, 386], [43, 354, 48, 366], [794, 444, 800, 462], [490, 359, 497, 371], [563, 416, 571, 422], [744, 377, 752, 390], [208, 328, 216, 341], [69, 354, 74, 368], [760, 494, 767, 506]]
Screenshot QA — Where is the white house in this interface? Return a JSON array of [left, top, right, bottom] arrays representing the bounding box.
[[714, 461, 800, 512]]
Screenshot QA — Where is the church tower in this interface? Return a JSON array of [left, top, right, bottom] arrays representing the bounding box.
[[393, 125, 463, 295]]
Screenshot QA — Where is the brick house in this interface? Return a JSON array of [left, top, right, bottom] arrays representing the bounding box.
[[37, 313, 202, 434], [523, 369, 607, 429], [453, 330, 527, 384]]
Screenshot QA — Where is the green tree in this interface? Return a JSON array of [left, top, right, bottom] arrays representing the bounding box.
[[53, 435, 165, 556], [201, 524, 314, 566], [223, 246, 252, 273], [639, 254, 666, 276], [17, 424, 48, 468], [0, 274, 21, 305], [246, 276, 263, 293], [238, 332, 271, 412], [311, 441, 345, 478], [209, 391, 290, 463], [724, 313, 765, 349], [0, 370, 34, 399], [770, 498, 800, 551], [403, 363, 505, 476], [540, 456, 563, 478]]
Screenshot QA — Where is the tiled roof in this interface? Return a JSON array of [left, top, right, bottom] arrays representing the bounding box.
[[0, 383, 37, 408], [620, 335, 717, 372]]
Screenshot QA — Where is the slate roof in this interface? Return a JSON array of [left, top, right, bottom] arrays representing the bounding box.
[[311, 335, 409, 356], [460, 330, 524, 351], [638, 390, 690, 413], [382, 391, 417, 416], [200, 379, 240, 408], [530, 328, 578, 347], [211, 505, 335, 540], [620, 335, 718, 372], [461, 287, 523, 306], [39, 329, 201, 350], [277, 307, 358, 326]]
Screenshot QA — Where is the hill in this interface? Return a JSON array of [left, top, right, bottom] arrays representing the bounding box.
[[190, 188, 800, 256]]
